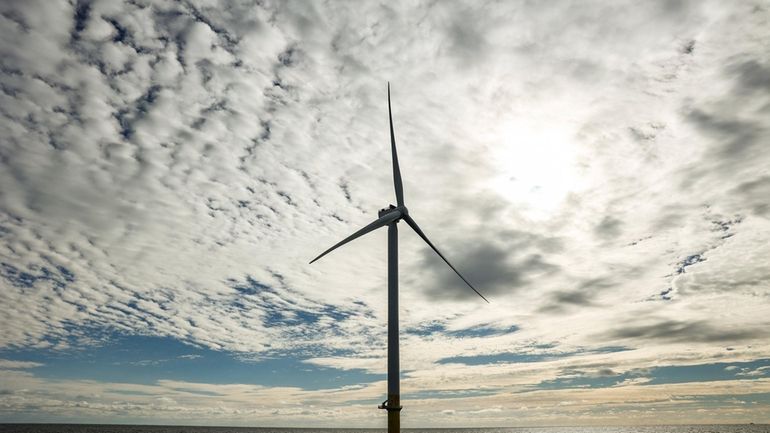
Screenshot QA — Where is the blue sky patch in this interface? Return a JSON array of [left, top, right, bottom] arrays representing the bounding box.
[[0, 333, 383, 391], [535, 358, 770, 390], [231, 277, 357, 331]]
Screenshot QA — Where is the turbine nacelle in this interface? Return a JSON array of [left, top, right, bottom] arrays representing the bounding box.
[[378, 205, 408, 220]]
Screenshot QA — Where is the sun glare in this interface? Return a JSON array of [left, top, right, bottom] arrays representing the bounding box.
[[489, 119, 581, 219]]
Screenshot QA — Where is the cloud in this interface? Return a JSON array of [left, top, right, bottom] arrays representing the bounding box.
[[414, 226, 561, 301], [2, 363, 770, 426], [0, 359, 43, 369], [594, 216, 624, 241], [731, 176, 770, 216], [599, 319, 770, 344], [728, 59, 770, 94], [0, 0, 769, 426], [735, 366, 770, 377], [178, 354, 202, 360], [538, 277, 616, 313]]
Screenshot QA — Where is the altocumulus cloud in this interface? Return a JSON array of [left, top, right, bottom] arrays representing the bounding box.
[[1, 0, 770, 426]]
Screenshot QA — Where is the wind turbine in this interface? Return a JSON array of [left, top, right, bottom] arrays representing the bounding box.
[[310, 83, 488, 432]]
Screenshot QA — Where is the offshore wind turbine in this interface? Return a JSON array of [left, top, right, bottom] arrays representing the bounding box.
[[310, 83, 488, 432]]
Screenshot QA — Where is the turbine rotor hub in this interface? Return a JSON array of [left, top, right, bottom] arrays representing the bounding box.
[[378, 204, 408, 219]]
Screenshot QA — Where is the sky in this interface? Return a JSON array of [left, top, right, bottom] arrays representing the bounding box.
[[1, 0, 769, 428]]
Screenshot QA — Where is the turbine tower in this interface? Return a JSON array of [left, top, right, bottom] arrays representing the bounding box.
[[310, 83, 488, 432]]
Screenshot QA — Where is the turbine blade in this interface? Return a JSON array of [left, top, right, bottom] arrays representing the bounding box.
[[310, 211, 401, 264], [403, 214, 489, 303], [388, 82, 405, 207]]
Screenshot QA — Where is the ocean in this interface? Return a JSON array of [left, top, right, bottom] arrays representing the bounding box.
[[0, 426, 768, 433]]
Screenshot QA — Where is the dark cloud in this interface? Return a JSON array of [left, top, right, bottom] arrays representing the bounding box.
[[728, 59, 770, 94], [416, 229, 561, 301], [558, 366, 619, 379], [687, 109, 760, 159], [338, 180, 352, 202], [594, 216, 624, 241], [538, 277, 615, 313], [445, 19, 487, 66], [541, 290, 594, 312], [555, 290, 593, 305], [677, 56, 768, 198], [732, 176, 770, 216], [651, 207, 688, 231], [600, 319, 769, 344], [680, 39, 696, 55]]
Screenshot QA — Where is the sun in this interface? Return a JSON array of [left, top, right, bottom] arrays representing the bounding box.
[[488, 118, 582, 219]]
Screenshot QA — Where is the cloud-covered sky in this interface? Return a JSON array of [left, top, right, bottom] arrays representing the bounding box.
[[1, 0, 769, 427]]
